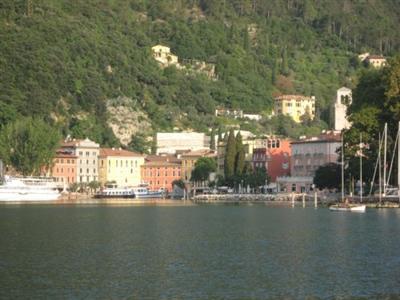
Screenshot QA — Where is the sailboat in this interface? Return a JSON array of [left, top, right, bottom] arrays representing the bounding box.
[[329, 134, 366, 212]]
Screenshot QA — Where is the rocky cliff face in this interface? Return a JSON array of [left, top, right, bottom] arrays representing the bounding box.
[[106, 97, 152, 145]]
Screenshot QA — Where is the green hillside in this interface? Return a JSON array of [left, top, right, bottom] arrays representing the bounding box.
[[1, 0, 399, 145]]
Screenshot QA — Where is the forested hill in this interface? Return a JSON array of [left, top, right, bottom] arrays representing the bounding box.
[[1, 0, 400, 146]]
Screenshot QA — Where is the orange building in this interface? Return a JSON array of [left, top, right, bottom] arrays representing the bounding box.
[[252, 137, 291, 182], [51, 151, 77, 188], [141, 155, 182, 193]]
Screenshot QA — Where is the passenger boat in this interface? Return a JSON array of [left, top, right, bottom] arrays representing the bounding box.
[[132, 186, 164, 199], [94, 184, 135, 199], [0, 176, 60, 202]]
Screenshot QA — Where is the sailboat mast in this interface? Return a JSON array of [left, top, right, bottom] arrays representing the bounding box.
[[341, 134, 345, 202], [379, 131, 382, 204], [384, 123, 387, 196], [360, 133, 363, 203], [398, 121, 400, 199]]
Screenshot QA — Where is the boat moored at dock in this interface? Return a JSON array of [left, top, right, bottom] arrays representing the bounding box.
[[0, 176, 60, 202], [329, 204, 366, 212]]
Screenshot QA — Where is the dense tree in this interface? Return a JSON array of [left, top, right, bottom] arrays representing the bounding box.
[[210, 128, 216, 150], [224, 129, 236, 178], [0, 1, 399, 143], [234, 131, 245, 175], [0, 118, 61, 175], [128, 133, 151, 154], [345, 55, 400, 184], [191, 157, 217, 182], [313, 163, 341, 190]]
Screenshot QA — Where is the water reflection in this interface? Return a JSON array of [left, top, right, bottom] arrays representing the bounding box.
[[1, 206, 400, 298]]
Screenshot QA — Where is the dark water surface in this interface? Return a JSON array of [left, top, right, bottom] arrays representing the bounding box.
[[1, 206, 400, 299]]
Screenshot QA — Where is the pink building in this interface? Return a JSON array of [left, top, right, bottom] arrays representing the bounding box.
[[141, 155, 182, 193], [252, 138, 291, 182], [277, 132, 341, 193], [51, 151, 77, 188]]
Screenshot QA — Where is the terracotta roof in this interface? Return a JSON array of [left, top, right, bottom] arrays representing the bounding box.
[[55, 153, 77, 159], [274, 95, 314, 101], [180, 149, 216, 158], [367, 55, 385, 60], [144, 155, 181, 164], [142, 160, 181, 167], [99, 148, 143, 157]]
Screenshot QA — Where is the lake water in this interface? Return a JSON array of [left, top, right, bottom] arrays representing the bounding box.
[[1, 205, 400, 299]]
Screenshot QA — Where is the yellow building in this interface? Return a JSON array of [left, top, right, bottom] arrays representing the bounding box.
[[180, 149, 216, 182], [274, 95, 315, 123], [98, 148, 144, 187]]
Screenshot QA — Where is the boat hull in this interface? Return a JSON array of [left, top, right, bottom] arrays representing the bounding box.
[[0, 191, 60, 202], [135, 192, 163, 199], [329, 205, 366, 212]]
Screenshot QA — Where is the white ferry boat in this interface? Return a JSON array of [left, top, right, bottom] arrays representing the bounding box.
[[0, 176, 60, 202], [94, 184, 135, 199], [94, 184, 164, 199], [132, 186, 164, 199]]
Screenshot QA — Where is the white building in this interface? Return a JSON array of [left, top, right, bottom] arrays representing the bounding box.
[[61, 138, 100, 183], [334, 87, 352, 131], [156, 132, 210, 155], [151, 45, 180, 68], [243, 114, 262, 121]]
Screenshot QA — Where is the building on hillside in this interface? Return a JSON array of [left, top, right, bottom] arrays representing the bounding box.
[[151, 45, 180, 68], [156, 132, 210, 154], [140, 155, 182, 193], [276, 132, 341, 193], [274, 95, 315, 123], [60, 138, 100, 183], [49, 151, 77, 189], [180, 149, 216, 182], [334, 87, 352, 131], [215, 108, 244, 119], [365, 55, 387, 68], [243, 114, 262, 121], [98, 148, 144, 187]]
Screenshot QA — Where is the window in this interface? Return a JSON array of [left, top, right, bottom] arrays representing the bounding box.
[[93, 169, 96, 174], [93, 152, 96, 156], [61, 159, 64, 163], [79, 151, 83, 156], [87, 168, 89, 173], [86, 151, 89, 156], [135, 161, 138, 167], [86, 160, 89, 164], [93, 160, 95, 165], [87, 176, 90, 182], [131, 169, 133, 174], [61, 168, 63, 173], [67, 160, 70, 164], [80, 168, 82, 174], [101, 160, 104, 167], [126, 160, 128, 167]]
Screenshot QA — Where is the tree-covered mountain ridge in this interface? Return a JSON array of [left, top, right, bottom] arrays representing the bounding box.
[[1, 0, 399, 146]]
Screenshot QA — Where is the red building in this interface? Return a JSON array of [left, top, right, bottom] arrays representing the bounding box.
[[140, 155, 182, 193], [252, 137, 291, 182], [51, 151, 78, 188]]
